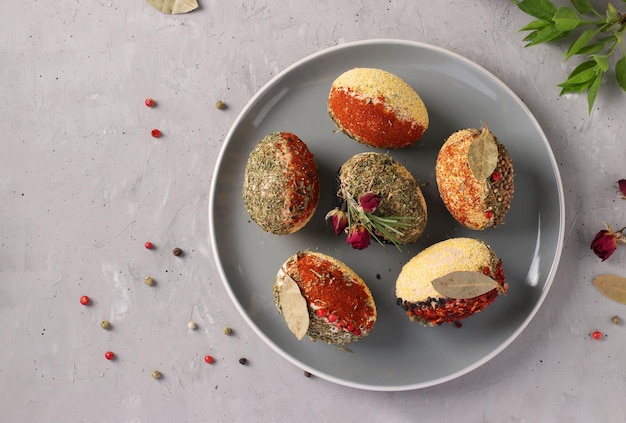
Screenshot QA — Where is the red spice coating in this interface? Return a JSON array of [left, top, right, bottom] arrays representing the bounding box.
[[276, 133, 320, 228], [328, 89, 426, 149], [287, 253, 375, 333]]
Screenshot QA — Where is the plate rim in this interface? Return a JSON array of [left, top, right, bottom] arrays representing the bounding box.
[[208, 38, 565, 391]]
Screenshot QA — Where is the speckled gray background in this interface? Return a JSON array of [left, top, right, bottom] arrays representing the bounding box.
[[1, 1, 625, 422]]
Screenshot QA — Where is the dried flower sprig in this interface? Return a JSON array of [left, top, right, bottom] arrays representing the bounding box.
[[591, 222, 626, 261], [513, 0, 626, 113], [326, 191, 415, 250]]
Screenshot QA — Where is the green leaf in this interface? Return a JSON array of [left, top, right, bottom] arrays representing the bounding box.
[[513, 0, 558, 20], [525, 25, 566, 46], [587, 72, 602, 113], [523, 30, 540, 42], [565, 28, 597, 59], [593, 54, 610, 72], [559, 82, 590, 95], [553, 6, 581, 31], [570, 0, 594, 14], [616, 56, 626, 92], [577, 42, 611, 55], [568, 60, 598, 77], [557, 62, 598, 87], [520, 19, 551, 31], [606, 3, 621, 22]]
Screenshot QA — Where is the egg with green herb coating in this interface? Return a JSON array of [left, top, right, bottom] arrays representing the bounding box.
[[242, 132, 320, 235], [334, 152, 427, 245]]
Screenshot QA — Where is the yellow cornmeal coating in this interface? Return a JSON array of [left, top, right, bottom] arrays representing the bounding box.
[[395, 238, 494, 302], [436, 128, 490, 230], [331, 68, 429, 127]]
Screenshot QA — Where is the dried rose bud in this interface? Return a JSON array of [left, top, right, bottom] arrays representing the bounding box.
[[325, 208, 348, 235], [346, 224, 371, 250], [619, 179, 626, 198], [591, 223, 625, 261], [359, 192, 381, 213]]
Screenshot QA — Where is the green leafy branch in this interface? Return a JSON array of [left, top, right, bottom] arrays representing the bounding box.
[[512, 0, 626, 113]]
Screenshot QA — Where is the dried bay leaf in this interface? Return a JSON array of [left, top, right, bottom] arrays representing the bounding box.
[[593, 274, 626, 304], [467, 122, 498, 181], [432, 271, 500, 299], [277, 268, 310, 340], [146, 0, 198, 15]]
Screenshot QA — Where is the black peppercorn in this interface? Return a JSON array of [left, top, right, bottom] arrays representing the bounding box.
[[172, 247, 183, 256], [239, 357, 247, 365]]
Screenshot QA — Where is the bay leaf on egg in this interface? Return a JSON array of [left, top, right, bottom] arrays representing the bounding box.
[[467, 122, 498, 181], [432, 270, 500, 299], [277, 268, 310, 340]]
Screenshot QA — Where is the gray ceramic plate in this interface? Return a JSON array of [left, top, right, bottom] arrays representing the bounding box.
[[209, 39, 564, 391]]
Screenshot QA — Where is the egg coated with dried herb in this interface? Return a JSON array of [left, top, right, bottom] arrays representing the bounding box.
[[242, 132, 320, 235], [331, 152, 427, 247]]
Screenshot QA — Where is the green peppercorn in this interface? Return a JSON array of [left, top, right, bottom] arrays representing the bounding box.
[[223, 326, 233, 336], [215, 100, 226, 110], [612, 315, 621, 325], [145, 276, 154, 286], [100, 320, 112, 330], [151, 370, 162, 379]]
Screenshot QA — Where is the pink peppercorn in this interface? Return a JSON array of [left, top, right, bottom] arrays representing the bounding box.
[[315, 309, 327, 317], [151, 129, 161, 138], [105, 351, 115, 360], [80, 295, 90, 306], [204, 355, 214, 364], [145, 98, 155, 107], [327, 313, 337, 323], [144, 241, 153, 250], [592, 331, 603, 340]]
